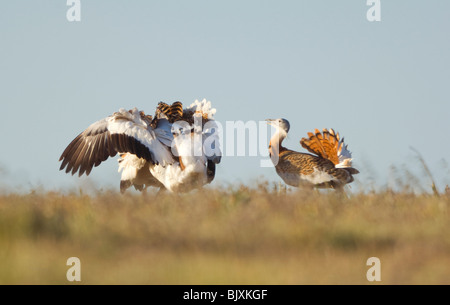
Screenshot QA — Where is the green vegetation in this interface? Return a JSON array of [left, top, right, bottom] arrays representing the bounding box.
[[0, 185, 449, 284]]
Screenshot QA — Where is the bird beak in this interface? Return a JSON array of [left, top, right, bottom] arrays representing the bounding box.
[[266, 119, 277, 127]]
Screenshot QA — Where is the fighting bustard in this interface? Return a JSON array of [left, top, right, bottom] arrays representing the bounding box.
[[59, 99, 221, 193], [266, 118, 359, 190]]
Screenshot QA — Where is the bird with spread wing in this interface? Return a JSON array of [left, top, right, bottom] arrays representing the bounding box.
[[59, 99, 221, 193], [266, 119, 359, 190]]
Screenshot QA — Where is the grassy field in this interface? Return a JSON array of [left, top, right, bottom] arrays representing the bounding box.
[[0, 184, 449, 285]]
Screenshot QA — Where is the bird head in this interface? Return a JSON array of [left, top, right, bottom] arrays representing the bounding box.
[[266, 118, 290, 134]]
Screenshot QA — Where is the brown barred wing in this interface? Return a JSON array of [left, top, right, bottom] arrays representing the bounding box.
[[276, 150, 354, 188], [59, 109, 174, 177], [59, 118, 117, 177]]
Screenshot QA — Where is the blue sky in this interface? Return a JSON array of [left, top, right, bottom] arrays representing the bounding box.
[[0, 1, 449, 193]]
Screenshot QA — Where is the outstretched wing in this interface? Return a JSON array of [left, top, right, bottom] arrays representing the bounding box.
[[300, 128, 354, 168], [59, 108, 174, 177]]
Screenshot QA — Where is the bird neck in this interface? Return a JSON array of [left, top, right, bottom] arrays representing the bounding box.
[[269, 129, 287, 157]]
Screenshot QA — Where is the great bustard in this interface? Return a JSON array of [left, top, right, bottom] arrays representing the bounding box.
[[266, 118, 359, 190], [59, 99, 221, 193]]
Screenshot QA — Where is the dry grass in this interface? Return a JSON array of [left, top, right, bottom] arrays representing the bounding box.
[[0, 184, 449, 285]]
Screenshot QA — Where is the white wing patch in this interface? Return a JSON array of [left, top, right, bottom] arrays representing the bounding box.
[[118, 153, 147, 181], [107, 108, 174, 166], [175, 133, 207, 168]]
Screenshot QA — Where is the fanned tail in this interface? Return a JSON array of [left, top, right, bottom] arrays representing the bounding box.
[[300, 128, 355, 169], [154, 101, 184, 123], [168, 101, 184, 122]]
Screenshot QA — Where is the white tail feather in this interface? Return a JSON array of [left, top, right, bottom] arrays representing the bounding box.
[[187, 99, 217, 119], [336, 140, 353, 168]]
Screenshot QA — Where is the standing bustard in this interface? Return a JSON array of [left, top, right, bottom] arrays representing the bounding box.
[[266, 118, 359, 189], [59, 99, 221, 193]]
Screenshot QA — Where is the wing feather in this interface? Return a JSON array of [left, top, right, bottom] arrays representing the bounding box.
[[72, 140, 91, 176], [59, 109, 175, 177], [66, 136, 87, 174]]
